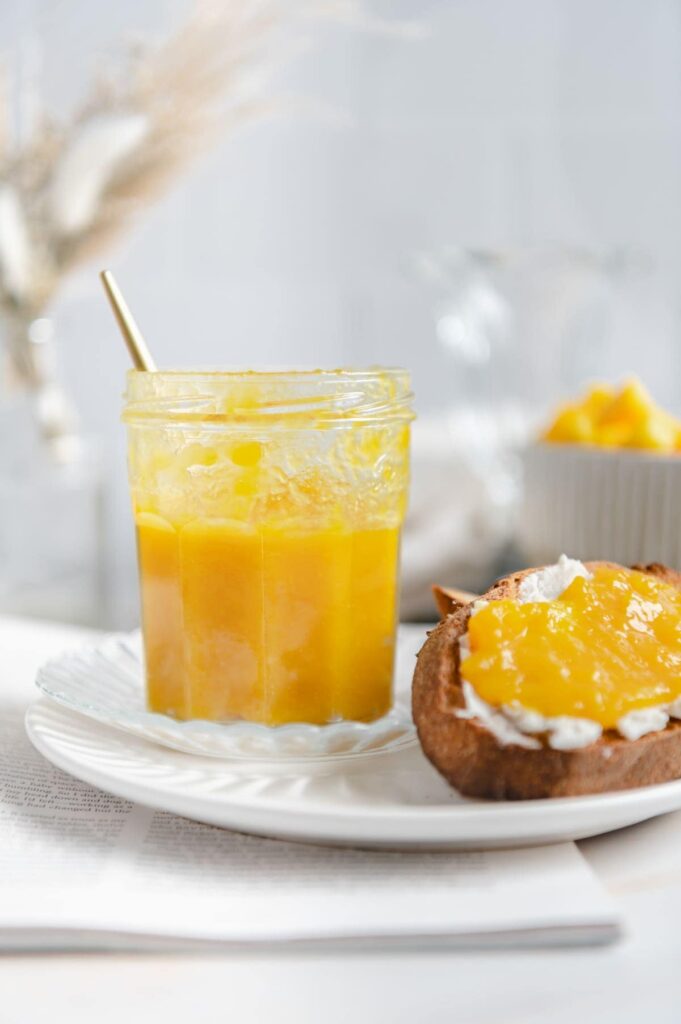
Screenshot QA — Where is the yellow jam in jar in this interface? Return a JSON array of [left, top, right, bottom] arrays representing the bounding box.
[[124, 369, 413, 725], [462, 567, 681, 728]]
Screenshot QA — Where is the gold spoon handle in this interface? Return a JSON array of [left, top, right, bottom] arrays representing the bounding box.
[[100, 269, 157, 372]]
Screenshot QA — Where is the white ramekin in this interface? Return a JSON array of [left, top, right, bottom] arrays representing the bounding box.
[[518, 442, 681, 569]]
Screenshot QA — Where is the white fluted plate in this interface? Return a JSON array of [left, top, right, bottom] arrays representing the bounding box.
[[35, 628, 419, 762], [26, 688, 681, 850]]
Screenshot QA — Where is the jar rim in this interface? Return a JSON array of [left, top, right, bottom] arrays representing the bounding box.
[[122, 366, 414, 428], [126, 365, 408, 378]]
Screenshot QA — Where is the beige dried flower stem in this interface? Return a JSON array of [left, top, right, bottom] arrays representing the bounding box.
[[56, 0, 284, 277]]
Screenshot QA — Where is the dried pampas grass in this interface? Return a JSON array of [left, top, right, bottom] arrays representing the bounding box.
[[0, 0, 419, 452], [0, 0, 317, 450], [0, 0, 294, 321]]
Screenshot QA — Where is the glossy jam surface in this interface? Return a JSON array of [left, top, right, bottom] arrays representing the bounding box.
[[126, 370, 411, 726], [543, 379, 681, 453], [462, 567, 681, 727]]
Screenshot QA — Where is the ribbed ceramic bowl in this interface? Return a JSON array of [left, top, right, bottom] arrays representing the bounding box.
[[519, 442, 681, 568]]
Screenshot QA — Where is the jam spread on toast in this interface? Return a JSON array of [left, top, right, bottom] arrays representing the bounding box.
[[462, 567, 681, 729]]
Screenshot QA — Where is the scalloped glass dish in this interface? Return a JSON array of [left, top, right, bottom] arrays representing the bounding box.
[[35, 627, 420, 762]]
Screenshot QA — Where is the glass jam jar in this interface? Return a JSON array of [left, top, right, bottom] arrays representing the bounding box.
[[123, 368, 413, 725]]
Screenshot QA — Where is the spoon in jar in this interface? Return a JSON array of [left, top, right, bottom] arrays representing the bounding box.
[[100, 269, 157, 371]]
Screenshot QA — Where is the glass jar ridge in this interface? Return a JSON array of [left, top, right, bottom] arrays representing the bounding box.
[[123, 367, 414, 428], [124, 366, 413, 727]]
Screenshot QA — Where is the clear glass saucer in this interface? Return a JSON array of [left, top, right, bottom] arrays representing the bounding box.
[[35, 627, 423, 762]]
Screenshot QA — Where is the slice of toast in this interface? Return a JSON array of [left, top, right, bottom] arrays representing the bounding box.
[[413, 562, 681, 799]]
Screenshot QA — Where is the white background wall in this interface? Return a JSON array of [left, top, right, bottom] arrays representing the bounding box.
[[3, 0, 681, 624]]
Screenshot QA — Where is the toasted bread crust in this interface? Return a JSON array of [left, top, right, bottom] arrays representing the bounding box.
[[413, 562, 681, 799], [432, 584, 478, 619]]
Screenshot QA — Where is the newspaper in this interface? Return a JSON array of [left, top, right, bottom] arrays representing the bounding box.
[[0, 617, 620, 950]]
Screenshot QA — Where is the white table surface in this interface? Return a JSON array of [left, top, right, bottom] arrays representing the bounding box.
[[2, 615, 680, 1024]]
